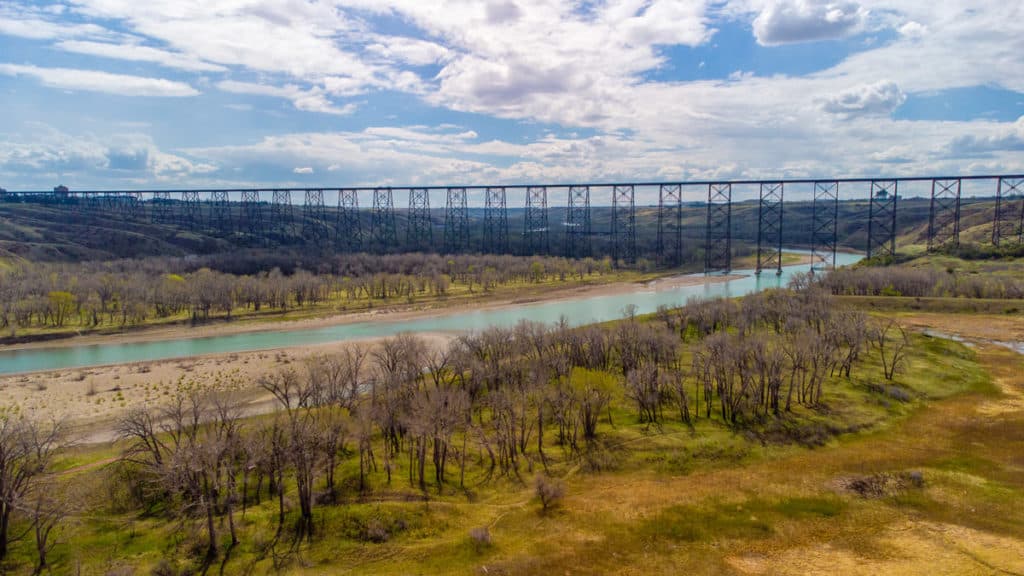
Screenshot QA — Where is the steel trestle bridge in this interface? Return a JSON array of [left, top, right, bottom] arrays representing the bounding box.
[[2, 174, 1023, 274]]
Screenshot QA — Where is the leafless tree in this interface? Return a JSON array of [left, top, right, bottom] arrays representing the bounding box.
[[0, 416, 63, 560], [873, 319, 910, 380]]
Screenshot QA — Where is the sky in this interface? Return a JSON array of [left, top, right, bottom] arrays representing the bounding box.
[[0, 0, 1023, 202]]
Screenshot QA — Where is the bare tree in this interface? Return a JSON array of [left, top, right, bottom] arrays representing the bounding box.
[[0, 416, 63, 560], [25, 477, 74, 575], [873, 319, 910, 381]]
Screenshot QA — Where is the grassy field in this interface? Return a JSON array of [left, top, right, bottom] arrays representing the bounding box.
[[2, 305, 1021, 575]]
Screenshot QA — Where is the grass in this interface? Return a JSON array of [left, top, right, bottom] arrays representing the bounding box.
[[4, 316, 1022, 575]]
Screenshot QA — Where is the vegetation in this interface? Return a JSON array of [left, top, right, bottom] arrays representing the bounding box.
[[0, 284, 1012, 574], [0, 253, 628, 341]]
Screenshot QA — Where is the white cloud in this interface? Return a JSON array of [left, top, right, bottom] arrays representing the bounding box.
[[217, 80, 356, 115], [752, 0, 866, 46], [898, 20, 926, 38], [54, 40, 227, 72], [365, 36, 450, 66], [66, 0, 395, 93], [1, 0, 1023, 189], [947, 116, 1024, 157], [0, 2, 111, 40], [293, 166, 314, 174], [0, 63, 200, 97], [0, 124, 216, 185], [821, 80, 906, 117]]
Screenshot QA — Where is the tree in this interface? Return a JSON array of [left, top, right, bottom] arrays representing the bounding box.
[[0, 416, 63, 560], [25, 477, 74, 575], [873, 319, 909, 381]]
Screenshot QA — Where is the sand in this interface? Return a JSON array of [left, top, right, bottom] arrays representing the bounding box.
[[0, 272, 739, 442], [1, 272, 738, 352]]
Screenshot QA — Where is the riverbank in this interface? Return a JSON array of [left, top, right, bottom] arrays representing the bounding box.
[[0, 332, 457, 444], [0, 272, 740, 440], [1, 270, 735, 353]]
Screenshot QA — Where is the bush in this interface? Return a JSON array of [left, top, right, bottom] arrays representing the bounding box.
[[468, 526, 492, 552], [534, 474, 565, 512]]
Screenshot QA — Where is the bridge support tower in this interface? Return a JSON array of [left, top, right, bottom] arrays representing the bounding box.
[[867, 180, 898, 260], [564, 185, 591, 258], [612, 185, 636, 265], [444, 187, 469, 254], [523, 186, 549, 255], [927, 178, 961, 251], [992, 177, 1023, 246], [704, 183, 732, 272], [810, 181, 839, 272], [756, 182, 784, 275], [483, 187, 509, 254]]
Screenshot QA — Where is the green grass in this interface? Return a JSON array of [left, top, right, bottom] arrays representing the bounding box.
[[2, 326, 1015, 576]]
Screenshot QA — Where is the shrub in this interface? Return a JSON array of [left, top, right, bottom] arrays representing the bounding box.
[[468, 526, 492, 552], [534, 474, 565, 512]]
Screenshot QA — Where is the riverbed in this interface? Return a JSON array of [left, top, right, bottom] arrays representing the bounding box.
[[0, 251, 861, 376]]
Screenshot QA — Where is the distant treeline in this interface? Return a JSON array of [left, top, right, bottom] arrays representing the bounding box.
[[0, 253, 612, 331], [816, 266, 1024, 299]]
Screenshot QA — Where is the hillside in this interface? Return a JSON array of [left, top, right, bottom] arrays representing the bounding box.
[[3, 196, 992, 265]]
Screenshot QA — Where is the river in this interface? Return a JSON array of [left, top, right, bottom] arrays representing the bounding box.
[[0, 251, 862, 375]]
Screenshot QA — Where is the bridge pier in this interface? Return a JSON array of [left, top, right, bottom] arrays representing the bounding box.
[[444, 187, 469, 254], [209, 191, 231, 233], [182, 191, 201, 230], [612, 185, 636, 265], [336, 189, 362, 252], [756, 182, 784, 275], [303, 189, 327, 243], [523, 186, 549, 255], [704, 183, 732, 272], [867, 180, 898, 260], [992, 177, 1023, 246], [271, 189, 293, 241], [372, 188, 397, 252], [810, 181, 839, 272], [927, 179, 961, 251], [483, 187, 509, 254], [240, 190, 264, 241], [406, 188, 432, 251], [152, 191, 172, 224], [657, 184, 683, 268], [565, 185, 591, 259]]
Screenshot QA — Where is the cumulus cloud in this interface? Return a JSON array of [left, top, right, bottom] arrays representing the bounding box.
[[293, 166, 314, 174], [752, 0, 866, 46], [0, 63, 200, 97], [821, 80, 906, 118], [217, 81, 357, 115], [947, 116, 1024, 157], [898, 21, 926, 38], [365, 36, 450, 66], [0, 124, 216, 186]]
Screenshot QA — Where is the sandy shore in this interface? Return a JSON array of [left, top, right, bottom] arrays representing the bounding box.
[[0, 272, 740, 440], [2, 271, 739, 352], [1, 332, 456, 444]]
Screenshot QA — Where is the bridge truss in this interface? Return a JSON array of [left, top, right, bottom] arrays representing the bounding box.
[[5, 174, 1024, 265]]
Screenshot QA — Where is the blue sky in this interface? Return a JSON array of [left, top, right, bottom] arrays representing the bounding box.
[[0, 0, 1022, 203]]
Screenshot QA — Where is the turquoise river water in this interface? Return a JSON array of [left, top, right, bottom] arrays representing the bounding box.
[[0, 251, 862, 375]]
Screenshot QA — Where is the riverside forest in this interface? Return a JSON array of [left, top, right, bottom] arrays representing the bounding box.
[[0, 188, 1021, 575]]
